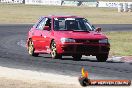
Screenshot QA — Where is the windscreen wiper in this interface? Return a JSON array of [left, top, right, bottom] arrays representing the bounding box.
[[73, 30, 89, 32]]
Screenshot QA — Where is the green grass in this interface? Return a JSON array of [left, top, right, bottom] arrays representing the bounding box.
[[106, 32, 132, 56], [0, 4, 132, 24]]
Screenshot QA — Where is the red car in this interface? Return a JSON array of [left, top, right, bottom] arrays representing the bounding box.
[[27, 15, 110, 62]]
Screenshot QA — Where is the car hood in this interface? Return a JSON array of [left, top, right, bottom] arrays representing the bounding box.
[[54, 31, 107, 40]]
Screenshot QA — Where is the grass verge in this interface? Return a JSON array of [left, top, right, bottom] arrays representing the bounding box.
[[0, 4, 132, 24], [106, 32, 132, 56]]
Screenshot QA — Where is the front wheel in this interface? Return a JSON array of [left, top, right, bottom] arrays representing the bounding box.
[[96, 54, 108, 62], [51, 41, 62, 59], [28, 40, 39, 57]]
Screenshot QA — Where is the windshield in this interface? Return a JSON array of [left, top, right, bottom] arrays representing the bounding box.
[[54, 18, 95, 31]]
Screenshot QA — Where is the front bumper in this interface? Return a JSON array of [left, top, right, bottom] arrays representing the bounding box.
[[57, 43, 110, 55]]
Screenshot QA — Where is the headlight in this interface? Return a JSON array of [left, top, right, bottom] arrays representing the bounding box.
[[99, 39, 108, 43], [61, 38, 75, 44]]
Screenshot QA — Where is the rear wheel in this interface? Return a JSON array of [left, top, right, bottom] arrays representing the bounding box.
[[72, 54, 82, 61], [28, 40, 39, 57], [51, 41, 62, 59], [96, 54, 108, 62]]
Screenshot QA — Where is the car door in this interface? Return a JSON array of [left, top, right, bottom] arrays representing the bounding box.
[[33, 18, 47, 51], [41, 18, 52, 52]]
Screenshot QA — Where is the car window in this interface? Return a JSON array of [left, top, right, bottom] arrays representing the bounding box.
[[54, 18, 95, 31], [54, 18, 65, 30], [36, 18, 52, 30], [33, 17, 43, 28], [45, 18, 51, 29], [36, 18, 46, 30]]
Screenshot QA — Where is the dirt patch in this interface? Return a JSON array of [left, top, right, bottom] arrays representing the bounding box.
[[0, 66, 131, 88], [0, 77, 80, 88], [0, 66, 81, 88], [0, 77, 131, 88]]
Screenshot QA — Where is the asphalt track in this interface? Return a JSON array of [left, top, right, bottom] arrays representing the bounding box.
[[0, 24, 132, 80]]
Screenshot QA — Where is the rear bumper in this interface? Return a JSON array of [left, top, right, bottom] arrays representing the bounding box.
[[57, 43, 110, 56]]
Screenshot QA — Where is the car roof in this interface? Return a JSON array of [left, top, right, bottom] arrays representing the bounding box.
[[41, 15, 82, 19]]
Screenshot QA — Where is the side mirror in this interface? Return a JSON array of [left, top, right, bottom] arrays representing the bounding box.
[[95, 27, 102, 32], [43, 26, 50, 31]]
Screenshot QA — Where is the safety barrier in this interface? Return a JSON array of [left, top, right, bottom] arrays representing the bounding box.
[[25, 0, 61, 5], [0, 0, 23, 3], [98, 1, 132, 12], [0, 0, 132, 12], [0, 0, 97, 7], [61, 0, 97, 7], [118, 3, 132, 12]]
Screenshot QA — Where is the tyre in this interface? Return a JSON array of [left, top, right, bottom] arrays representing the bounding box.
[[51, 41, 62, 59], [96, 54, 108, 62], [72, 54, 82, 61], [79, 77, 90, 87], [28, 40, 39, 57]]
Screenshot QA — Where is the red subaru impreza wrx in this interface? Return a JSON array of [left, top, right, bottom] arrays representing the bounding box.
[[27, 15, 110, 62]]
